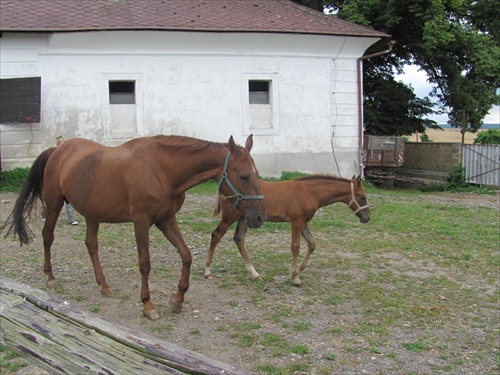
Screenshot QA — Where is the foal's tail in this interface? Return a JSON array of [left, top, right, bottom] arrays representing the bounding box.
[[1, 147, 56, 245], [212, 194, 222, 217]]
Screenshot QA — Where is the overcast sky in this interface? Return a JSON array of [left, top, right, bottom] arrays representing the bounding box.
[[396, 65, 500, 125]]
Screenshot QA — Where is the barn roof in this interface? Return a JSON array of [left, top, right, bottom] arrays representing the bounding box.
[[0, 0, 389, 38]]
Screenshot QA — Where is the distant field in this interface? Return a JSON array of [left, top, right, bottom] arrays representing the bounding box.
[[410, 128, 485, 143]]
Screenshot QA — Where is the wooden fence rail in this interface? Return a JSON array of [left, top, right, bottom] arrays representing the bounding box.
[[0, 276, 254, 375]]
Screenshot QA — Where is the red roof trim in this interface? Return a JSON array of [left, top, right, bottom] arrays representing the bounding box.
[[0, 0, 390, 38]]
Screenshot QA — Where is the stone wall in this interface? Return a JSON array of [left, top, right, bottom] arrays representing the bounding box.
[[404, 142, 461, 172], [397, 142, 462, 182]]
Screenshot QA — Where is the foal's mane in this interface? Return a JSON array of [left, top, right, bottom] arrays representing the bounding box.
[[295, 174, 349, 183]]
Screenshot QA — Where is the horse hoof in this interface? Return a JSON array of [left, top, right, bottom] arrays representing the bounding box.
[[292, 279, 302, 287], [144, 309, 160, 320], [101, 288, 114, 298], [204, 274, 213, 280], [46, 279, 59, 289], [169, 296, 183, 313]]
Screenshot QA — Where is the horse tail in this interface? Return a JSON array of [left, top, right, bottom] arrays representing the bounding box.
[[1, 147, 56, 245], [212, 194, 222, 217]]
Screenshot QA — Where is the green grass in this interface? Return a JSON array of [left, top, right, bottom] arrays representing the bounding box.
[[403, 339, 430, 352], [0, 345, 26, 374], [151, 324, 174, 334], [187, 180, 218, 194], [200, 183, 498, 373], [232, 322, 262, 331], [256, 363, 312, 375], [292, 321, 312, 331], [256, 333, 310, 357], [0, 168, 29, 192]]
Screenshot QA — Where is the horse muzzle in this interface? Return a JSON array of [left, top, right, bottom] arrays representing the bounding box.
[[357, 210, 371, 224], [246, 213, 266, 228], [359, 216, 370, 224]]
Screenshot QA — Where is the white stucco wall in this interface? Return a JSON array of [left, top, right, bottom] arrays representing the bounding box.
[[1, 31, 379, 177]]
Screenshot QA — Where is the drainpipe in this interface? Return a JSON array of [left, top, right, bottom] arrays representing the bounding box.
[[356, 40, 396, 176]]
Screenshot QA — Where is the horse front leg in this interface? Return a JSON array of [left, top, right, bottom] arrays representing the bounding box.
[[234, 217, 261, 280], [156, 217, 192, 314], [133, 220, 159, 320], [290, 221, 304, 287], [85, 220, 112, 297], [298, 223, 315, 273], [205, 218, 233, 279]]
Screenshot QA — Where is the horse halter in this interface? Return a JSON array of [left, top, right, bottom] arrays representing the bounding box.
[[218, 152, 264, 208], [349, 182, 369, 215]]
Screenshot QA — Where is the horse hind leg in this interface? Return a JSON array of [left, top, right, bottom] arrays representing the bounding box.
[[290, 222, 304, 287], [85, 220, 113, 297], [205, 219, 232, 279], [42, 200, 64, 289], [298, 224, 315, 273], [156, 217, 192, 316], [234, 217, 261, 280], [42, 213, 60, 289], [133, 220, 160, 320]]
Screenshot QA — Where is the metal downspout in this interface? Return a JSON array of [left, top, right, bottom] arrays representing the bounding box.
[[356, 40, 396, 176]]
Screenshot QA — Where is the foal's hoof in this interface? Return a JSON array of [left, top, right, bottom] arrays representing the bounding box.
[[169, 295, 183, 313], [100, 288, 114, 298], [204, 274, 213, 280], [292, 278, 303, 287], [46, 279, 59, 289], [144, 309, 160, 320]]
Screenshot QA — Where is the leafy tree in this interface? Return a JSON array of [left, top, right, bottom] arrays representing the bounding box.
[[474, 129, 500, 144], [294, 0, 500, 135], [363, 59, 438, 136]]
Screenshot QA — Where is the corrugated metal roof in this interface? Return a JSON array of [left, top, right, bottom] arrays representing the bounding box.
[[0, 0, 389, 38]]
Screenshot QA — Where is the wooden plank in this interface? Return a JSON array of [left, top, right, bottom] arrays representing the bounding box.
[[0, 276, 255, 375]]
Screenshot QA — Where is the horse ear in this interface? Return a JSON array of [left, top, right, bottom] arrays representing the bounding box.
[[228, 136, 237, 153], [245, 134, 254, 152], [352, 175, 356, 182]]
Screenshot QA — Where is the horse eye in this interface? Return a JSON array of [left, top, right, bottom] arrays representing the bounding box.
[[239, 175, 249, 181]]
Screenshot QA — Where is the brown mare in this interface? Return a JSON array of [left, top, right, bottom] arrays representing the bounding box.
[[2, 135, 265, 319], [205, 175, 370, 286]]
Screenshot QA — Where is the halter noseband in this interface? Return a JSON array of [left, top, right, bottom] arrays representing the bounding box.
[[217, 152, 264, 208], [349, 182, 369, 215]]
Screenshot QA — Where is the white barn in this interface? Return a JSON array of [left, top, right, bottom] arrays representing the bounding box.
[[0, 0, 389, 177]]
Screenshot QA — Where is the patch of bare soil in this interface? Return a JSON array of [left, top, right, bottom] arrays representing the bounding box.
[[1, 190, 499, 374]]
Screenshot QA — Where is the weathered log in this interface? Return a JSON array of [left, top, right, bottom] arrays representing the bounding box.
[[0, 276, 254, 375]]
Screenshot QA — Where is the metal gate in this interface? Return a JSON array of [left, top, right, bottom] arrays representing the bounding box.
[[462, 144, 500, 186]]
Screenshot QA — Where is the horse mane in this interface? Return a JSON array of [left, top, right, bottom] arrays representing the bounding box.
[[153, 135, 235, 219], [152, 135, 227, 152]]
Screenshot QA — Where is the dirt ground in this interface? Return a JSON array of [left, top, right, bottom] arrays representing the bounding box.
[[1, 190, 499, 374]]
